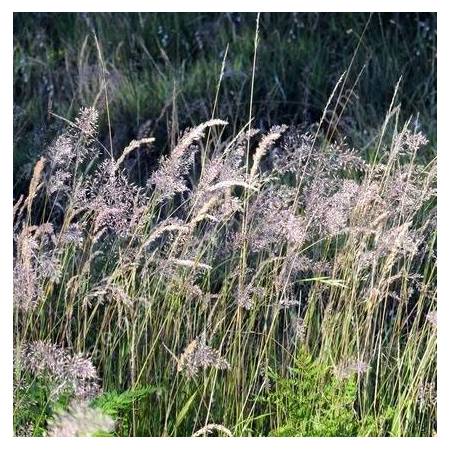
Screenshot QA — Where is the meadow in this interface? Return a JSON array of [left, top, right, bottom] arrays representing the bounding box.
[[13, 12, 436, 437]]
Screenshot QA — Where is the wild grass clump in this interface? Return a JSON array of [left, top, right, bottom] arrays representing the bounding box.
[[13, 13, 436, 196], [13, 100, 436, 436]]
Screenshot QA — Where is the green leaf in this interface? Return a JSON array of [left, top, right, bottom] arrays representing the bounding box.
[[175, 391, 197, 429]]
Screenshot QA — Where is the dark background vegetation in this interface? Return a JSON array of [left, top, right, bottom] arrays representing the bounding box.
[[13, 12, 436, 196]]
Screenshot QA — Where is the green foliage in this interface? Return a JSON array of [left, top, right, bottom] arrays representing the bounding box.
[[265, 350, 373, 437], [92, 386, 160, 436], [13, 374, 72, 436]]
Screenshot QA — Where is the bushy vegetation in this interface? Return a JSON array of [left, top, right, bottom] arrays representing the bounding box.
[[13, 12, 436, 437], [264, 350, 379, 437]]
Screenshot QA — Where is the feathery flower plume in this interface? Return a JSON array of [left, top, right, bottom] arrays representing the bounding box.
[[149, 119, 228, 200], [248, 185, 306, 251], [83, 283, 133, 309], [206, 179, 258, 193], [26, 157, 46, 214], [74, 106, 99, 139], [115, 137, 155, 170], [393, 129, 429, 156], [79, 159, 147, 238], [417, 381, 437, 412], [279, 295, 301, 308], [60, 223, 84, 247], [168, 258, 212, 271], [293, 317, 306, 343], [426, 310, 437, 329], [333, 358, 369, 380], [38, 252, 62, 283], [14, 226, 41, 311], [177, 333, 230, 377], [45, 107, 100, 200], [47, 402, 115, 437], [191, 195, 222, 225], [19, 341, 101, 401], [141, 218, 190, 250], [250, 125, 288, 179], [192, 424, 233, 437]]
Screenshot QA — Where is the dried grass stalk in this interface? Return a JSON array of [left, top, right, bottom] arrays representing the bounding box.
[[115, 137, 155, 169], [26, 157, 46, 214], [250, 125, 288, 179], [192, 424, 233, 437]]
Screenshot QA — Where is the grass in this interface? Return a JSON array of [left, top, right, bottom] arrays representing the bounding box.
[[13, 12, 436, 193], [13, 12, 436, 437]]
